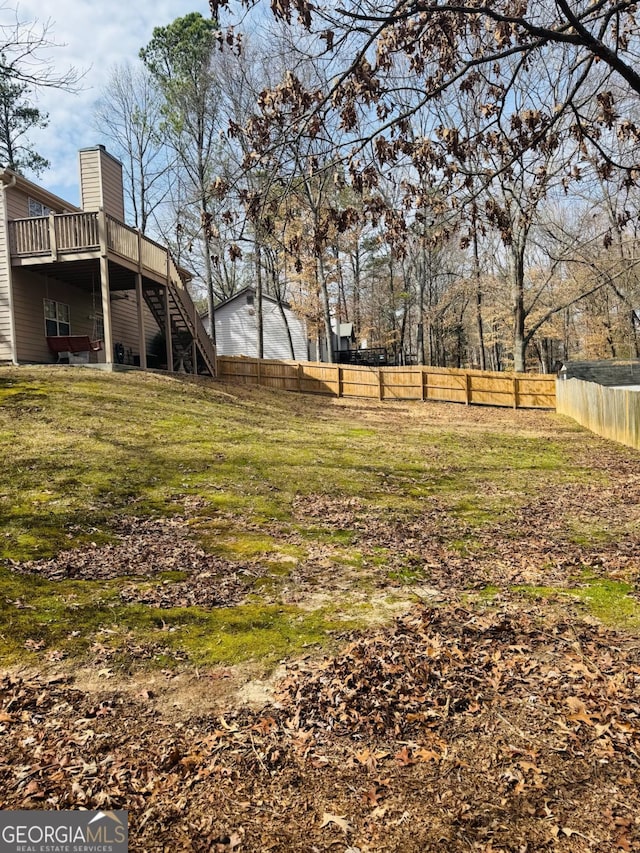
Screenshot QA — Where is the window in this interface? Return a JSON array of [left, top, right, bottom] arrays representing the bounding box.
[[28, 198, 51, 217], [44, 299, 70, 337], [246, 293, 254, 306]]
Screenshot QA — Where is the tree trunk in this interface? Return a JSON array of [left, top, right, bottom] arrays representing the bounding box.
[[317, 253, 334, 363], [352, 243, 361, 337], [255, 239, 264, 359], [417, 245, 426, 365], [511, 242, 527, 373], [631, 310, 640, 358], [472, 216, 486, 370], [278, 300, 296, 360]]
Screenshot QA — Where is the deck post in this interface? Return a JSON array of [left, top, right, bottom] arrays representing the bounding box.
[[192, 299, 198, 374], [135, 231, 147, 370], [164, 254, 174, 372], [97, 208, 113, 365], [135, 275, 147, 369], [48, 212, 57, 261]]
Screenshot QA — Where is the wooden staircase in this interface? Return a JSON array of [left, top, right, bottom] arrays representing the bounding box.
[[143, 255, 217, 377]]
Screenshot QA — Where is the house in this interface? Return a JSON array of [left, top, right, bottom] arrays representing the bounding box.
[[0, 145, 216, 375], [311, 320, 377, 363], [334, 322, 356, 354], [207, 286, 309, 361]]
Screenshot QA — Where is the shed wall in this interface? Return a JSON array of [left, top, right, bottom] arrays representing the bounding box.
[[215, 296, 308, 361]]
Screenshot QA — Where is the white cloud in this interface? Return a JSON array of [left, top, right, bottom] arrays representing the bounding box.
[[8, 0, 211, 204]]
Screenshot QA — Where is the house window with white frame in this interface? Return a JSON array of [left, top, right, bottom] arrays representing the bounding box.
[[28, 198, 51, 217], [44, 299, 70, 337]]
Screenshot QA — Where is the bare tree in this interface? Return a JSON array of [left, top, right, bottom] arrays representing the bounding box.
[[0, 4, 81, 91], [94, 63, 171, 234]]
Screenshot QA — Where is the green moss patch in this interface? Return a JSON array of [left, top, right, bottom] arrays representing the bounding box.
[[2, 366, 639, 672], [0, 566, 360, 669], [514, 578, 640, 631]]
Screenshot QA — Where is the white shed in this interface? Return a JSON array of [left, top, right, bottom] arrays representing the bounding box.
[[207, 287, 309, 361]]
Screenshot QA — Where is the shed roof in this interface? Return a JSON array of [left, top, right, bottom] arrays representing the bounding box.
[[210, 286, 293, 314]]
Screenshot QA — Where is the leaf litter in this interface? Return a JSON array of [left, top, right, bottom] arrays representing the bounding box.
[[1, 601, 639, 851], [2, 397, 640, 850]]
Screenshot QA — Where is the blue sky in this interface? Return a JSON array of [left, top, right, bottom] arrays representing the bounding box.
[[13, 0, 212, 204]]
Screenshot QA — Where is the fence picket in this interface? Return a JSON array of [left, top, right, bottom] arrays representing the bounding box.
[[216, 357, 556, 409]]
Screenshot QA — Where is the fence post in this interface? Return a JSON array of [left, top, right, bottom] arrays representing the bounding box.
[[422, 368, 427, 402], [513, 376, 519, 409], [379, 369, 384, 401], [465, 372, 472, 405], [256, 357, 261, 387], [297, 362, 302, 393]]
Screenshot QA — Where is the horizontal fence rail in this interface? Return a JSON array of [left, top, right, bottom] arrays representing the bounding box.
[[556, 378, 640, 450], [217, 357, 556, 409]]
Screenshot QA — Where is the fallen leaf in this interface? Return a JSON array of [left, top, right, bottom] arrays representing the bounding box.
[[415, 748, 441, 763], [320, 812, 353, 834], [565, 696, 594, 726]]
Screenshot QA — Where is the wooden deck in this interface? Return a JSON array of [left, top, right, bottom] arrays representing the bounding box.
[[9, 212, 177, 289], [8, 211, 217, 377]]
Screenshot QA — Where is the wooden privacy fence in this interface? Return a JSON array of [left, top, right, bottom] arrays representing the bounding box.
[[217, 357, 556, 409], [556, 378, 640, 450]]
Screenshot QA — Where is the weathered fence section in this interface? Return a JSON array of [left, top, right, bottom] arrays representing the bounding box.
[[556, 378, 640, 449], [217, 357, 556, 409]]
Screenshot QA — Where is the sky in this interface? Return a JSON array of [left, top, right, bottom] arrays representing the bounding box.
[[12, 0, 213, 204]]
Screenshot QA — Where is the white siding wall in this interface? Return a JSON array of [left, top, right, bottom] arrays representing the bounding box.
[[215, 295, 308, 360]]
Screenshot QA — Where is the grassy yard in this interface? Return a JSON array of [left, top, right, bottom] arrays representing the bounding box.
[[1, 366, 639, 851]]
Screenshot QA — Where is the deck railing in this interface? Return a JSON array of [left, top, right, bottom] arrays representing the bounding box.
[[9, 212, 176, 284], [10, 217, 50, 255], [106, 216, 138, 261], [55, 212, 99, 251], [140, 236, 168, 279]]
